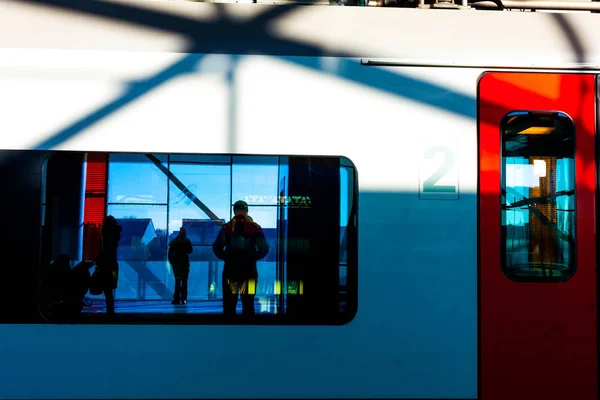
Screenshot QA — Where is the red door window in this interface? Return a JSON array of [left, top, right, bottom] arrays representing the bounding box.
[[479, 73, 597, 400]]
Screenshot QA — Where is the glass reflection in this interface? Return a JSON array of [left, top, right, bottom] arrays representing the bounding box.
[[501, 112, 576, 282], [39, 152, 357, 324]]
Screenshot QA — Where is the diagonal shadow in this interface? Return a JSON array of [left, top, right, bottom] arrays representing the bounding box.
[[227, 55, 241, 153], [12, 0, 585, 155], [280, 56, 476, 119], [9, 0, 222, 39], [10, 0, 340, 56], [551, 14, 587, 65], [124, 261, 173, 301], [32, 50, 478, 152], [35, 53, 205, 149], [550, 13, 595, 184], [29, 39, 477, 153], [23, 1, 341, 152], [145, 154, 223, 223]]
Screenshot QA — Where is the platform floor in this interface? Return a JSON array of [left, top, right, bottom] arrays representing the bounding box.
[[55, 298, 347, 324], [82, 298, 275, 314]]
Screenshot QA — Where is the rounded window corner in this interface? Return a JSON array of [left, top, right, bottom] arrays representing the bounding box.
[[337, 303, 358, 326]]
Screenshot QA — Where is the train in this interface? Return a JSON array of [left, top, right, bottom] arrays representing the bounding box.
[[0, 0, 599, 399]]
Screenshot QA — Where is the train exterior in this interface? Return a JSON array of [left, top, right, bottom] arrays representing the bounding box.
[[0, 1, 599, 399]]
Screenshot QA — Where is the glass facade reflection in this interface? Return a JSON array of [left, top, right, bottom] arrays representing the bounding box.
[[99, 154, 281, 302], [501, 111, 576, 282], [40, 151, 357, 323]]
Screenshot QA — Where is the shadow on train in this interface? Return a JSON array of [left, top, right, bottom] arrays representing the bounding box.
[[10, 0, 590, 67], [4, 0, 590, 189], [5, 0, 592, 155]]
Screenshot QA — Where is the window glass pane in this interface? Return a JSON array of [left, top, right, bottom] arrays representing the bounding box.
[[244, 206, 277, 230], [181, 220, 225, 247], [107, 204, 168, 232], [106, 204, 168, 263], [501, 111, 576, 282], [232, 157, 279, 206], [233, 155, 279, 165], [340, 166, 354, 264], [339, 164, 354, 313], [100, 204, 169, 301], [168, 163, 231, 238], [107, 153, 168, 204], [246, 206, 277, 299], [186, 246, 217, 301], [36, 151, 358, 325], [170, 154, 231, 164]]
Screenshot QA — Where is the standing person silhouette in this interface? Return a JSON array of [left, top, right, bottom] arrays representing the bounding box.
[[168, 227, 193, 305], [212, 200, 269, 316], [95, 215, 122, 316]]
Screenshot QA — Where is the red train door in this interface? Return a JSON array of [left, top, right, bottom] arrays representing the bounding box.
[[478, 73, 597, 400]]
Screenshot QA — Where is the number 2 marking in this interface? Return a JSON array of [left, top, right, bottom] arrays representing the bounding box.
[[422, 146, 457, 193]]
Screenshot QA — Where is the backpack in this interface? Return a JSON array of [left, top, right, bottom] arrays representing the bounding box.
[[227, 221, 254, 254]]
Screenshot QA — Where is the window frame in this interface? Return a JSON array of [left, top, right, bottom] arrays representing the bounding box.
[[38, 151, 359, 325], [499, 110, 577, 283]]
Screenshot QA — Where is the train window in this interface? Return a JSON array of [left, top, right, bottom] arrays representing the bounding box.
[[36, 151, 357, 325], [500, 111, 576, 282]]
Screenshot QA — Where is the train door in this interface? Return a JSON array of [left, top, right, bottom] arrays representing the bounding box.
[[478, 73, 598, 400]]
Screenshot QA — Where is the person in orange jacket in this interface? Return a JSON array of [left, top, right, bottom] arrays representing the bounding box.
[[212, 200, 269, 316]]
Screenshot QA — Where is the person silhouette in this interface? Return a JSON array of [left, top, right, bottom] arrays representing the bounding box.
[[212, 200, 269, 316], [95, 215, 121, 316], [168, 227, 193, 305]]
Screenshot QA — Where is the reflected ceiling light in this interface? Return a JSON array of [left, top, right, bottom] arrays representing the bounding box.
[[518, 127, 555, 135], [533, 159, 547, 177]]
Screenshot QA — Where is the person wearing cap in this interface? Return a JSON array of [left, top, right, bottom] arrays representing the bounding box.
[[212, 200, 269, 316]]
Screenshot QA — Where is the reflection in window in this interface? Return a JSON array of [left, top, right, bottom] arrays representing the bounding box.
[[501, 111, 576, 282], [98, 204, 169, 301], [39, 152, 358, 324], [107, 154, 168, 204], [339, 164, 355, 312], [168, 163, 231, 234], [232, 156, 279, 206], [231, 157, 279, 307]]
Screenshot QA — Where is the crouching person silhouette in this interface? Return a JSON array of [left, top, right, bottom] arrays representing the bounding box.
[[212, 200, 269, 317]]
